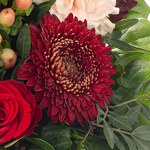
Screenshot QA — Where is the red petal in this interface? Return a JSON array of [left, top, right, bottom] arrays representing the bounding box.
[[34, 84, 45, 91], [68, 110, 75, 121], [51, 105, 60, 115], [40, 96, 50, 109]]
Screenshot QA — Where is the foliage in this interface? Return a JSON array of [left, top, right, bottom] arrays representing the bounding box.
[[0, 0, 150, 150]]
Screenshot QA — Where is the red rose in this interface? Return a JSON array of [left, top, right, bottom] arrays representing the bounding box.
[[0, 80, 42, 145]]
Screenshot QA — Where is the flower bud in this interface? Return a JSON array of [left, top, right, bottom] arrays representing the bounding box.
[[16, 0, 32, 10], [0, 48, 17, 69], [0, 8, 15, 27]]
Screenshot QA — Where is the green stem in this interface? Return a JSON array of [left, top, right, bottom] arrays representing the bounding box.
[[114, 93, 150, 108], [91, 122, 132, 136]]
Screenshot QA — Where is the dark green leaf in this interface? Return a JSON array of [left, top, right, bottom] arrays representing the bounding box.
[[96, 104, 104, 115], [109, 39, 137, 51], [1, 0, 7, 5], [49, 136, 72, 150], [108, 114, 132, 131], [103, 121, 115, 149], [114, 105, 127, 115], [132, 125, 150, 141], [1, 40, 10, 49], [0, 59, 3, 67], [114, 19, 138, 31], [41, 122, 70, 141], [121, 134, 137, 150], [0, 24, 10, 35], [132, 136, 150, 150], [122, 77, 138, 90], [111, 64, 124, 89], [10, 17, 22, 36], [28, 0, 56, 26], [126, 105, 141, 126], [114, 51, 143, 66], [26, 137, 55, 150], [109, 92, 118, 105], [16, 24, 31, 59], [143, 80, 150, 95], [105, 31, 122, 40], [115, 135, 126, 150], [138, 102, 150, 121], [0, 29, 11, 45]]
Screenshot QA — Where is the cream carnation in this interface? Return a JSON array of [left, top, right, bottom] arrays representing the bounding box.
[[49, 0, 119, 35]]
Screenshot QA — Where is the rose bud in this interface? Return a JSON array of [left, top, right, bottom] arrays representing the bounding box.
[[16, 0, 32, 10], [0, 48, 17, 69], [0, 8, 15, 27]]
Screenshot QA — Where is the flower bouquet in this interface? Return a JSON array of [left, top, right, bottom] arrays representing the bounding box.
[[0, 0, 150, 149]]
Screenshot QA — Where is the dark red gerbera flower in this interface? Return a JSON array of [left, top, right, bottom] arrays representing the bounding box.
[[110, 0, 138, 22], [16, 13, 117, 126]]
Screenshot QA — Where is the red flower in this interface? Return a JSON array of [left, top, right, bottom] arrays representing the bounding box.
[[16, 13, 116, 126], [0, 80, 42, 145], [109, 0, 138, 22]]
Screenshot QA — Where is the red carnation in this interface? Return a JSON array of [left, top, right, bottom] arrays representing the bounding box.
[[0, 80, 42, 145], [16, 13, 116, 126], [110, 0, 138, 22]]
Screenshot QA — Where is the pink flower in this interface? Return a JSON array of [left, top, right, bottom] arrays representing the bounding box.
[[50, 0, 119, 35]]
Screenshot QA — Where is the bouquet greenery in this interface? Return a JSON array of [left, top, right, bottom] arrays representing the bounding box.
[[0, 0, 150, 149]]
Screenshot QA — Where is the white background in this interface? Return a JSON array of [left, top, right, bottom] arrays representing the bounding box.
[[144, 0, 150, 20]]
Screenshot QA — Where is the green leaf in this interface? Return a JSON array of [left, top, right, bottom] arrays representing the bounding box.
[[49, 136, 72, 150], [121, 134, 137, 150], [138, 102, 150, 121], [1, 0, 7, 5], [103, 121, 115, 149], [71, 134, 84, 140], [0, 59, 4, 67], [15, 10, 26, 16], [124, 0, 150, 19], [0, 24, 10, 35], [109, 39, 137, 51], [25, 4, 34, 16], [114, 51, 143, 66], [41, 122, 70, 141], [132, 136, 150, 150], [96, 104, 104, 115], [16, 24, 31, 59], [132, 125, 150, 141], [126, 105, 141, 126], [97, 115, 103, 124], [143, 80, 150, 95], [122, 77, 138, 90], [114, 19, 138, 31], [108, 114, 132, 131], [115, 135, 126, 150], [1, 40, 10, 49], [10, 17, 22, 36], [4, 138, 22, 148], [26, 137, 55, 150], [114, 105, 127, 115], [28, 0, 56, 26], [0, 29, 11, 45]]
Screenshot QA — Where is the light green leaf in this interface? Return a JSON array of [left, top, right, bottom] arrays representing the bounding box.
[[124, 0, 150, 19], [103, 121, 115, 149], [114, 19, 138, 31], [132, 125, 150, 141], [71, 134, 84, 140], [132, 136, 150, 150], [96, 104, 104, 115], [126, 105, 141, 125], [114, 51, 143, 66], [97, 115, 103, 124], [121, 134, 137, 150], [115, 135, 126, 150], [25, 4, 34, 16], [26, 137, 55, 150], [108, 114, 132, 131], [143, 80, 150, 95], [16, 24, 31, 59], [138, 102, 150, 120]]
